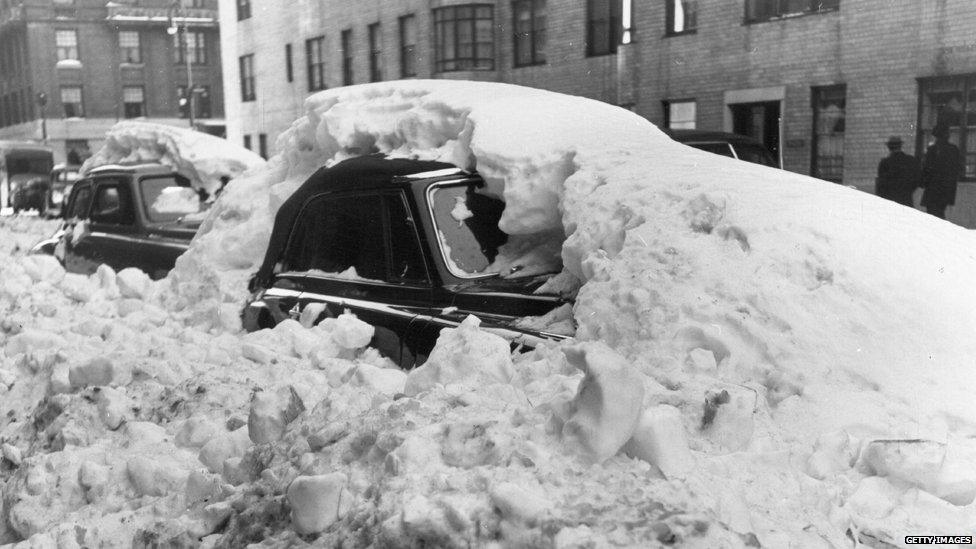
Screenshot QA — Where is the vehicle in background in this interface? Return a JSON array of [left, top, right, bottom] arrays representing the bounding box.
[[31, 163, 205, 279], [0, 141, 54, 210], [666, 129, 780, 168], [243, 155, 572, 368], [11, 177, 50, 214], [44, 163, 82, 218]]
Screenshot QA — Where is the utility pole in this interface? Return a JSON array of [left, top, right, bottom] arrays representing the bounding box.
[[36, 92, 47, 142]]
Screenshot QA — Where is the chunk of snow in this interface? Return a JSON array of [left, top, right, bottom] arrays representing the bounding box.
[[287, 473, 348, 535], [403, 315, 515, 396], [560, 343, 644, 462], [116, 267, 152, 299], [198, 428, 251, 474], [248, 386, 305, 444], [20, 255, 65, 284], [622, 405, 695, 478], [68, 357, 116, 389]]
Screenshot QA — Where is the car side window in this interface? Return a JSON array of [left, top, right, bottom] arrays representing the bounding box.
[[283, 194, 385, 280], [689, 142, 735, 158], [91, 180, 135, 225], [68, 184, 93, 219], [385, 194, 429, 284]]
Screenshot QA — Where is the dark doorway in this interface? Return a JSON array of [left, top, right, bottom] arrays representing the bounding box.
[[731, 101, 781, 161]]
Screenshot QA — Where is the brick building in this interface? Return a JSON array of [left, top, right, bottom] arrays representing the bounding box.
[[219, 0, 976, 225], [0, 0, 224, 165]]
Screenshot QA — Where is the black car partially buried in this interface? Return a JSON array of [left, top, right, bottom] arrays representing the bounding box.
[[31, 163, 204, 280], [243, 155, 573, 368]]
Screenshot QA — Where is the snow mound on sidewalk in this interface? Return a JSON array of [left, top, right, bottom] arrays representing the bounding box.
[[81, 121, 265, 194]]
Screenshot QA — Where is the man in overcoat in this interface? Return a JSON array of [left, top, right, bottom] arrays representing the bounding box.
[[876, 136, 921, 207], [921, 124, 965, 219]]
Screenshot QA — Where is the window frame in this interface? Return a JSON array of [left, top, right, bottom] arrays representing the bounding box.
[[175, 30, 207, 65], [122, 85, 145, 119], [236, 0, 250, 21], [665, 0, 698, 36], [917, 74, 976, 182], [432, 4, 495, 73], [285, 43, 294, 83], [306, 35, 327, 92], [744, 0, 839, 24], [585, 0, 621, 57], [368, 22, 383, 83], [398, 14, 417, 78], [239, 54, 255, 102], [90, 179, 135, 226], [340, 29, 353, 85], [118, 30, 141, 63], [512, 0, 547, 67], [60, 85, 84, 118], [662, 99, 696, 129], [811, 84, 846, 183], [55, 28, 79, 61]]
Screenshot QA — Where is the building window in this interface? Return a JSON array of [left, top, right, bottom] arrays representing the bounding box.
[[918, 75, 976, 180], [55, 29, 79, 61], [239, 54, 255, 101], [187, 0, 204, 7], [178, 85, 211, 119], [663, 100, 696, 129], [811, 85, 845, 182], [236, 0, 250, 21], [285, 44, 293, 82], [306, 36, 326, 91], [433, 4, 494, 72], [341, 29, 353, 85], [586, 0, 621, 56], [513, 0, 546, 67], [666, 0, 697, 35], [122, 86, 144, 118], [745, 0, 839, 23], [368, 22, 383, 82], [175, 31, 206, 65], [118, 31, 141, 63], [243, 134, 252, 150], [259, 133, 268, 159], [399, 15, 417, 77], [60, 86, 84, 118]]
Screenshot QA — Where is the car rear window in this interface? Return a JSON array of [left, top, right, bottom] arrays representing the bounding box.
[[140, 175, 202, 223], [734, 144, 779, 167]]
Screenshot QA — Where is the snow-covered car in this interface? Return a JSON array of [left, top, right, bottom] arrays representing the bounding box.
[[31, 163, 204, 279], [243, 155, 572, 367]]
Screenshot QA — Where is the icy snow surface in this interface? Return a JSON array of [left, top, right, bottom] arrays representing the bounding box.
[[2, 80, 976, 547]]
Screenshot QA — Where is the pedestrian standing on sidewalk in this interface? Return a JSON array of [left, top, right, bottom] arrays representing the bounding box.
[[921, 123, 964, 219], [875, 136, 921, 207]]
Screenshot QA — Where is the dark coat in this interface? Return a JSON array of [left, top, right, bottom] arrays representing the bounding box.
[[876, 151, 921, 207], [921, 140, 964, 208]]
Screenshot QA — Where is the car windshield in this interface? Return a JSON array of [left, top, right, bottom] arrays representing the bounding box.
[[140, 175, 202, 222], [429, 183, 508, 278]]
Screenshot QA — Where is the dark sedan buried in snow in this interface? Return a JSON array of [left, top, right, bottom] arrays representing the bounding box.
[[243, 155, 573, 368], [31, 163, 205, 279]]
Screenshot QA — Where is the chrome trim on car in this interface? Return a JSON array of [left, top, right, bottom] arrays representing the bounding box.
[[88, 231, 190, 250]]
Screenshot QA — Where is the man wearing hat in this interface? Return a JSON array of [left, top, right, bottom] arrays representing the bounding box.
[[876, 135, 921, 207], [921, 123, 965, 219]]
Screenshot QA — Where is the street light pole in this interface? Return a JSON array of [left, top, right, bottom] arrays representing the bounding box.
[[168, 0, 195, 130], [35, 92, 47, 142]]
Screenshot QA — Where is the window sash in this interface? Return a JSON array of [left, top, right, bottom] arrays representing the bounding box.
[[746, 0, 839, 22], [433, 4, 495, 72], [239, 54, 255, 101], [812, 85, 846, 182], [918, 75, 976, 180], [586, 0, 621, 56], [341, 29, 353, 85], [513, 0, 546, 66], [399, 15, 417, 77], [122, 86, 144, 118], [369, 23, 382, 82], [118, 31, 141, 63], [667, 0, 698, 34], [306, 36, 326, 91], [60, 86, 83, 117], [55, 29, 78, 60]]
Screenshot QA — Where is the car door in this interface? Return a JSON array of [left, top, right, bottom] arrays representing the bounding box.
[[81, 176, 143, 274], [60, 180, 99, 274], [280, 191, 433, 367]]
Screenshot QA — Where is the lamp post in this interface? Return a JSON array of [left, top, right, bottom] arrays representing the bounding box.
[[168, 0, 195, 130], [35, 92, 47, 142]]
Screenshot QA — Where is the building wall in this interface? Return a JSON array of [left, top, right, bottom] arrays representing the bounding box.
[[0, 0, 224, 165], [220, 0, 976, 222]]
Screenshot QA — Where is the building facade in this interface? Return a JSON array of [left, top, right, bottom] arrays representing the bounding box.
[[219, 0, 976, 225], [0, 0, 224, 165]]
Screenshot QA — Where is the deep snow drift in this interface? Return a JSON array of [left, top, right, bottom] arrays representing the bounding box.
[[80, 121, 266, 196], [2, 81, 975, 547]]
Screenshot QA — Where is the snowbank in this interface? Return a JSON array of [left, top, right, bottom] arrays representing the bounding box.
[[3, 81, 976, 546], [81, 121, 265, 195]]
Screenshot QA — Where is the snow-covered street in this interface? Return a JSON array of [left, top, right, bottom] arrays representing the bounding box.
[[2, 81, 975, 548]]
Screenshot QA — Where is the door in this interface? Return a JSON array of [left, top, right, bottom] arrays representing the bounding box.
[[280, 192, 433, 367], [731, 101, 781, 162]]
